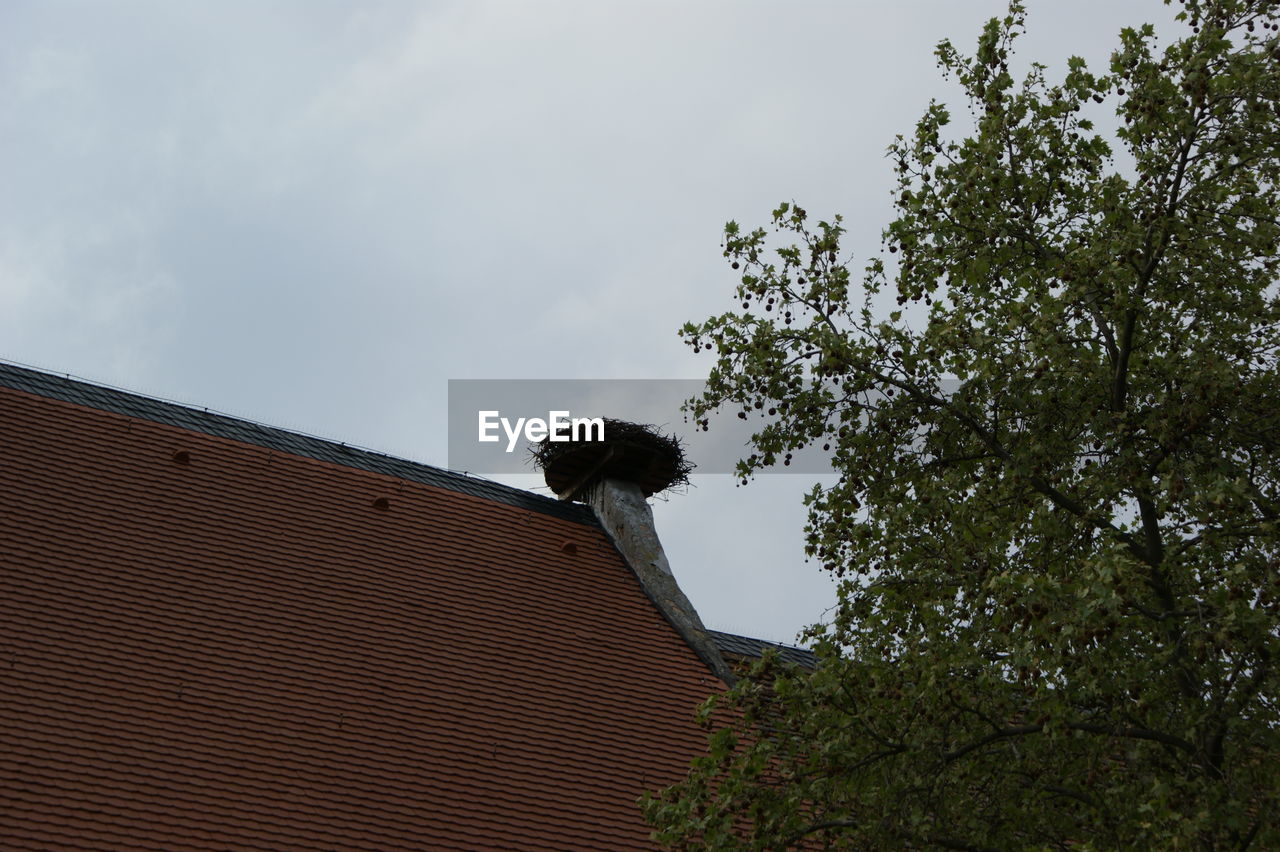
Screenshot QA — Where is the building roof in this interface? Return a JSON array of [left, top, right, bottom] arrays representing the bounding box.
[[708, 630, 817, 669], [0, 362, 588, 524], [0, 362, 769, 851]]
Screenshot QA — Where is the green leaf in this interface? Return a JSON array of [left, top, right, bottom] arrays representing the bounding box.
[[658, 0, 1280, 847]]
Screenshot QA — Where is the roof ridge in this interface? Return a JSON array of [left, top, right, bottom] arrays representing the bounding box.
[[707, 628, 817, 668], [0, 358, 594, 526]]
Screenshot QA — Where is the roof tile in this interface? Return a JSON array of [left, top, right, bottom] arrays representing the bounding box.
[[0, 366, 725, 850]]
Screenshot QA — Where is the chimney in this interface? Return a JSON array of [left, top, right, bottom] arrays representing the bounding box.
[[535, 420, 735, 684]]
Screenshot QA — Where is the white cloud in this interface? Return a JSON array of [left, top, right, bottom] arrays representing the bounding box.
[[0, 0, 1190, 642]]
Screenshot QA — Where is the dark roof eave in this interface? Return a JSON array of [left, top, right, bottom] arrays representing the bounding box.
[[708, 629, 818, 669], [0, 361, 594, 526]]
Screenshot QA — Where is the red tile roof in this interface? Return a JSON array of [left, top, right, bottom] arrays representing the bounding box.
[[0, 368, 725, 851]]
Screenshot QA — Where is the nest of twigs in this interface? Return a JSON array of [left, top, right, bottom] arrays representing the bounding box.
[[530, 418, 693, 501]]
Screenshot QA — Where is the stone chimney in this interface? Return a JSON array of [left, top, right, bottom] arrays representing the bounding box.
[[584, 477, 734, 683], [535, 420, 734, 684]]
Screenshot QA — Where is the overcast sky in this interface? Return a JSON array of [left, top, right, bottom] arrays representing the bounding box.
[[1, 0, 1182, 644]]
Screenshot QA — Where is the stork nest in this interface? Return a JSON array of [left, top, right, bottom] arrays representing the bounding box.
[[530, 418, 693, 500]]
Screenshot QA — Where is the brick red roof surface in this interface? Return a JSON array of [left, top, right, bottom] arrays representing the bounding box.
[[0, 367, 724, 851]]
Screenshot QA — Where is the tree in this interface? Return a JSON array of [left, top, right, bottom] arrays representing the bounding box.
[[642, 0, 1280, 848]]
